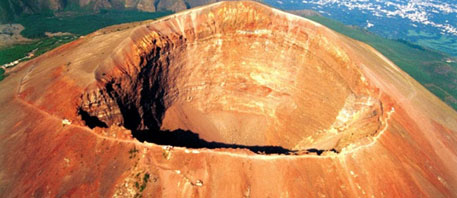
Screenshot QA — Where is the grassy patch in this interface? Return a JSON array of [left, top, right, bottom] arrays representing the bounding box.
[[306, 15, 457, 111], [0, 36, 77, 65], [0, 68, 5, 81], [14, 10, 172, 38]]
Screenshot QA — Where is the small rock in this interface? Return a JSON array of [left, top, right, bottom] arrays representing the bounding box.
[[62, 119, 72, 126], [195, 180, 203, 187]]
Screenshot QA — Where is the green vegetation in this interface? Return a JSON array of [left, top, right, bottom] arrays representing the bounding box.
[[0, 9, 173, 81], [134, 172, 151, 198], [0, 36, 77, 65], [129, 147, 139, 159], [406, 30, 457, 57], [407, 30, 435, 38], [0, 0, 15, 23], [14, 10, 172, 38], [0, 68, 5, 81], [416, 36, 457, 57], [306, 15, 457, 110]]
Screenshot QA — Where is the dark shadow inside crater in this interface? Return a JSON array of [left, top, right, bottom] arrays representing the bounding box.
[[132, 128, 295, 154], [130, 128, 338, 155], [78, 107, 108, 129]]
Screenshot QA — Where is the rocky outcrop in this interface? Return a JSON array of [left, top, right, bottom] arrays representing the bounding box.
[[156, 0, 188, 12], [0, 24, 31, 47], [136, 0, 156, 12], [1, 1, 457, 197]]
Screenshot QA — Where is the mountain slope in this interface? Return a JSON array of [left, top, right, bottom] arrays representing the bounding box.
[[296, 13, 457, 110], [1, 1, 456, 197]]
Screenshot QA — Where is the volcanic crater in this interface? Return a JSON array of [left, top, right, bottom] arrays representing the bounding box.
[[77, 3, 389, 154], [3, 1, 457, 197]]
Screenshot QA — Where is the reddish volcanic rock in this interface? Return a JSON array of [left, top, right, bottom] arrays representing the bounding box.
[[1, 1, 457, 197]]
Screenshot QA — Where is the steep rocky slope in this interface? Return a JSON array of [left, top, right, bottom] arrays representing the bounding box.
[[1, 1, 457, 197]]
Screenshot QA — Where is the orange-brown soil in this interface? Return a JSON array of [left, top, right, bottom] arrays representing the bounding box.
[[1, 1, 457, 197]]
